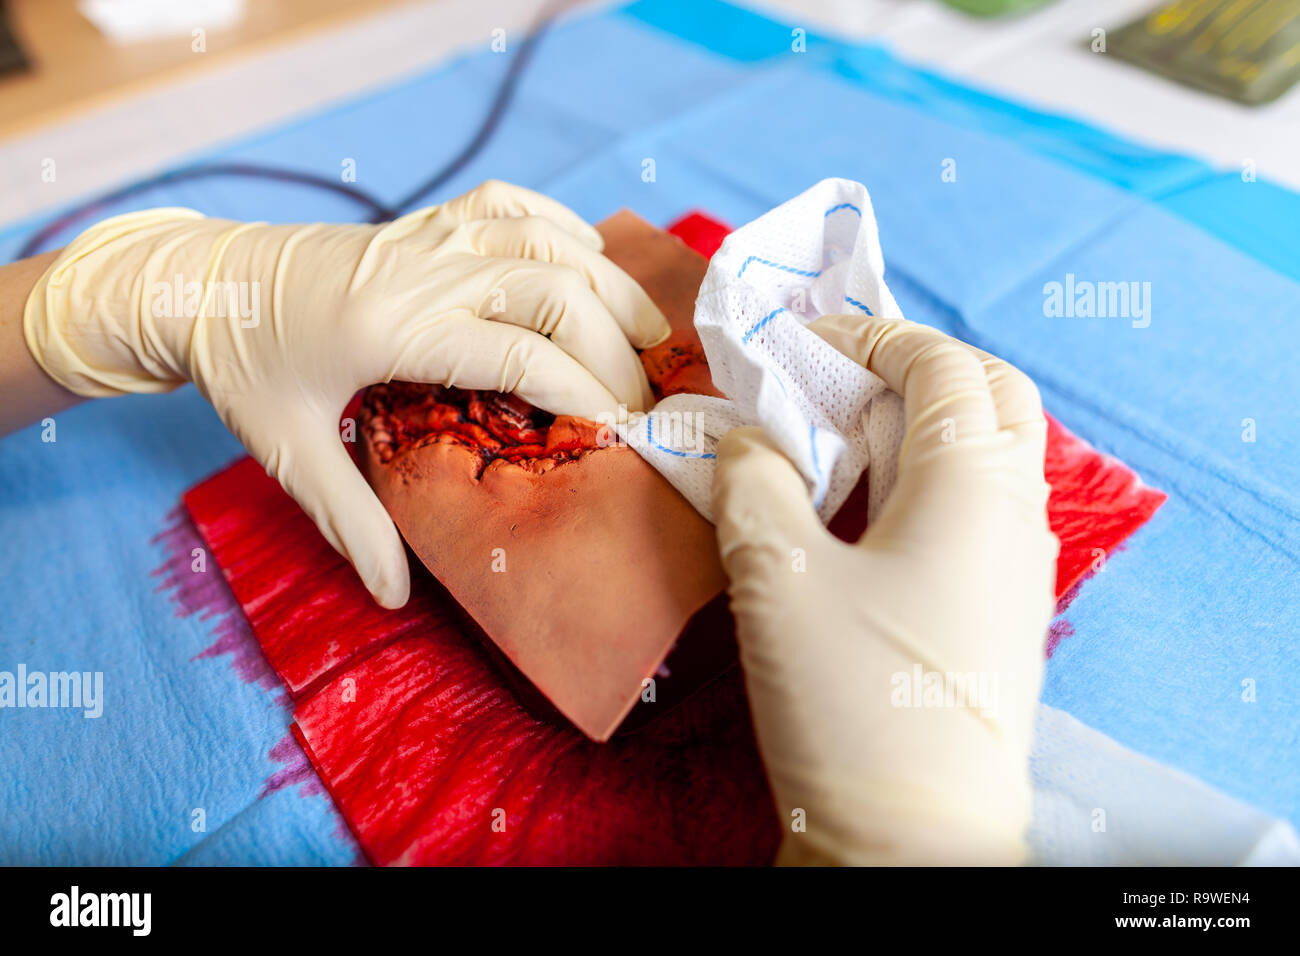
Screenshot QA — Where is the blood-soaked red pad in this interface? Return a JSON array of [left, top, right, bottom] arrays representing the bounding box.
[[183, 211, 1165, 865], [666, 211, 731, 259], [292, 638, 774, 865], [184, 456, 437, 699], [1043, 414, 1166, 596], [186, 456, 779, 865]]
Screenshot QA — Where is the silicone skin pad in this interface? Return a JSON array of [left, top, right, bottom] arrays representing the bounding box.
[[357, 211, 728, 742]]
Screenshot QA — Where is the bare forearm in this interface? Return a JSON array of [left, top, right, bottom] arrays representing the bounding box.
[[0, 250, 83, 436]]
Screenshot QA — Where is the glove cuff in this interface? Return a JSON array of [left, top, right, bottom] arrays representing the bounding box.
[[23, 207, 226, 397]]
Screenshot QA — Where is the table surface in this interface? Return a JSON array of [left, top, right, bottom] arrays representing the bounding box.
[[0, 0, 422, 138]]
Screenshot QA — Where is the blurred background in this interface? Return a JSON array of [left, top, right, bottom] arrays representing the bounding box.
[[2, 0, 1299, 226]]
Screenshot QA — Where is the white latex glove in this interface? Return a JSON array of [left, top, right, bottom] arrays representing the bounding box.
[[24, 180, 669, 608], [712, 314, 1058, 866]]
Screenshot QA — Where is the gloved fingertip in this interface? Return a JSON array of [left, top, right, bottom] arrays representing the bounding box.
[[715, 425, 774, 463], [350, 517, 411, 609], [638, 317, 673, 351], [805, 313, 880, 368], [368, 565, 410, 610], [712, 428, 777, 518], [604, 356, 657, 418], [713, 427, 823, 539], [628, 294, 672, 348], [631, 361, 657, 413], [642, 326, 672, 349]]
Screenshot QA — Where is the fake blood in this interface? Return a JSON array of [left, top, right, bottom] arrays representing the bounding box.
[[363, 384, 605, 476], [182, 212, 1165, 865], [1042, 415, 1166, 596]]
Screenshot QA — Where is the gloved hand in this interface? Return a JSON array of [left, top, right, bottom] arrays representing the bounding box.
[[24, 180, 669, 608], [712, 314, 1058, 865]]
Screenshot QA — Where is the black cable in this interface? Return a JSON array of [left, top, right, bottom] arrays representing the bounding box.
[[381, 0, 570, 218], [16, 164, 392, 259], [15, 0, 574, 260]]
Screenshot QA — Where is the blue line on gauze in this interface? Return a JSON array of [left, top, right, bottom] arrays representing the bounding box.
[[741, 306, 786, 344], [644, 413, 716, 459], [622, 177, 903, 527], [737, 257, 821, 279], [843, 294, 873, 315]]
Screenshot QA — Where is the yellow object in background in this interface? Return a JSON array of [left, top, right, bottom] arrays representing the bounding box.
[[1107, 0, 1300, 104]]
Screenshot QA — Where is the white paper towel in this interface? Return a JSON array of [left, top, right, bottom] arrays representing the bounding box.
[[619, 178, 906, 525]]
